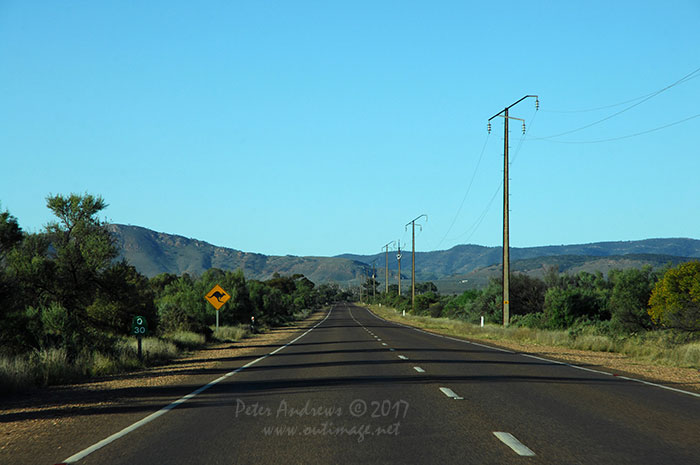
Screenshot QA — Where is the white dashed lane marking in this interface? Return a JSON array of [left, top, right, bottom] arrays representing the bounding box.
[[493, 432, 536, 456], [439, 387, 464, 400]]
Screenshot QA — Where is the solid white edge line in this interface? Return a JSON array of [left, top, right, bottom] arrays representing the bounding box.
[[62, 307, 334, 463], [494, 432, 536, 456], [615, 375, 700, 398], [439, 387, 464, 400], [364, 307, 513, 354], [364, 307, 700, 399]]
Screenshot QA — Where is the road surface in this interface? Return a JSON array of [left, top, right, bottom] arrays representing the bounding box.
[[53, 303, 700, 464]]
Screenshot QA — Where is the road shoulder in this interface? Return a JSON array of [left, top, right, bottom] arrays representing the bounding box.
[[366, 306, 700, 395], [0, 310, 328, 464]]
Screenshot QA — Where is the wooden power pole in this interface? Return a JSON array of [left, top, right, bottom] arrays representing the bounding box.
[[488, 95, 538, 326]]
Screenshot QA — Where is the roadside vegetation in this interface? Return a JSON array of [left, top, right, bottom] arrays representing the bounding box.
[[0, 194, 349, 393], [2, 192, 697, 392], [361, 262, 700, 370]]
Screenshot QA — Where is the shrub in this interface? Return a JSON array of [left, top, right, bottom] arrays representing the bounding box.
[[212, 325, 249, 342], [608, 267, 656, 332], [648, 261, 700, 331], [510, 312, 546, 329], [544, 286, 606, 329]]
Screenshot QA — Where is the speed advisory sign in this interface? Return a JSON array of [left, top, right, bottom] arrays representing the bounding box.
[[131, 315, 148, 336]]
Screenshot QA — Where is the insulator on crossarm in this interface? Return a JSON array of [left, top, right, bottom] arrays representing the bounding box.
[[522, 122, 526, 134], [535, 98, 539, 110], [487, 122, 491, 134]]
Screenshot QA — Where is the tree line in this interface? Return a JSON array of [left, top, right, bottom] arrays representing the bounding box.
[[2, 192, 697, 365], [0, 194, 349, 361], [364, 262, 700, 334]]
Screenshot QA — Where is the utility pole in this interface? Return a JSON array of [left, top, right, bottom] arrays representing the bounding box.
[[372, 262, 376, 300], [405, 214, 427, 313], [383, 240, 396, 294], [488, 95, 538, 326], [359, 273, 363, 304], [397, 242, 402, 296]]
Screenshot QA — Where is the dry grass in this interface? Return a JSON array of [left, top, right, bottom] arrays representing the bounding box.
[[369, 305, 700, 370], [0, 309, 329, 463], [162, 331, 206, 350], [0, 336, 187, 394], [211, 325, 249, 342], [0, 311, 321, 394]]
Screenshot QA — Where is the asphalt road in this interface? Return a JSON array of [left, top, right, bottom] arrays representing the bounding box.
[[58, 303, 700, 464]]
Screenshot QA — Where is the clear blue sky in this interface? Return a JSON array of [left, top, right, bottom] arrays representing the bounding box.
[[2, 1, 699, 257]]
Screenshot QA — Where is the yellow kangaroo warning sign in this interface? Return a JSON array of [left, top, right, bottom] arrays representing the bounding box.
[[205, 284, 231, 310]]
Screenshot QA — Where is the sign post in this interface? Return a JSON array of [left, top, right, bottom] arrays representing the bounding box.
[[131, 316, 148, 361], [205, 284, 231, 331]]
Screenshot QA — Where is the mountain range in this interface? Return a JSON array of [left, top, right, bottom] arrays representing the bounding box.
[[108, 224, 700, 292]]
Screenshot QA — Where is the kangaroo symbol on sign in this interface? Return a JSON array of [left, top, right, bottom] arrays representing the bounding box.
[[208, 291, 227, 303]]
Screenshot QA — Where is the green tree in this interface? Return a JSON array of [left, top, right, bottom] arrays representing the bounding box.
[[541, 270, 610, 329], [414, 291, 440, 314], [291, 274, 316, 312], [648, 261, 700, 331], [544, 286, 584, 328], [42, 194, 118, 356], [2, 194, 120, 356], [149, 272, 178, 296], [1, 233, 55, 353], [465, 274, 547, 324], [156, 274, 208, 333], [443, 289, 480, 320], [0, 207, 28, 353], [316, 283, 343, 306], [509, 273, 547, 317], [2, 194, 164, 356], [88, 261, 157, 334], [249, 280, 286, 325], [608, 267, 656, 332], [469, 279, 502, 324], [221, 269, 252, 325], [44, 193, 117, 311], [543, 285, 606, 329], [0, 207, 23, 260]]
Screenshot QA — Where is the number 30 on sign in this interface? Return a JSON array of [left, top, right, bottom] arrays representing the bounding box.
[[132, 316, 148, 336]]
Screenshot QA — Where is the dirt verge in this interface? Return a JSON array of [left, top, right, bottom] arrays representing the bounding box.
[[0, 311, 327, 462], [371, 308, 700, 395]]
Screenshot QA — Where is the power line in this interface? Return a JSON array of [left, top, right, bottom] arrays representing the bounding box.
[[532, 66, 700, 140], [512, 108, 538, 165], [445, 108, 537, 245], [433, 133, 491, 250], [533, 113, 700, 144], [446, 181, 501, 243], [542, 70, 700, 114]]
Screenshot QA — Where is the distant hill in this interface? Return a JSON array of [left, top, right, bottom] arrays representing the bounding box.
[[339, 239, 700, 282], [107, 224, 371, 284], [109, 224, 700, 289], [433, 253, 694, 294]]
